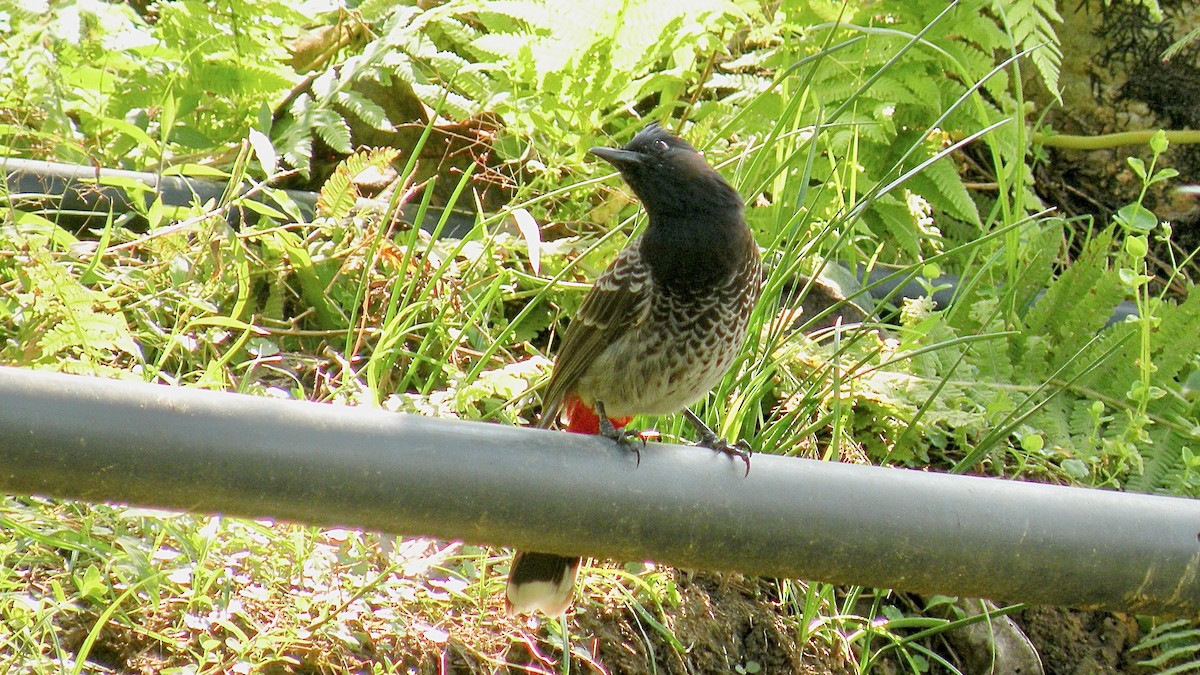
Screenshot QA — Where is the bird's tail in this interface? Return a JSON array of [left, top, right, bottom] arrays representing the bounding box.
[[506, 396, 630, 615], [505, 551, 581, 616]]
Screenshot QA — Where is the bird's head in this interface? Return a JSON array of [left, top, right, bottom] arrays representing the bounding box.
[[589, 122, 743, 218]]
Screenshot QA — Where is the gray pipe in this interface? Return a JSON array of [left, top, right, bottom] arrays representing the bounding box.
[[0, 366, 1197, 617], [0, 157, 476, 237]]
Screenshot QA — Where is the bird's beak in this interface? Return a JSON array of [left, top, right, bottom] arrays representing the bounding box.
[[589, 146, 643, 166]]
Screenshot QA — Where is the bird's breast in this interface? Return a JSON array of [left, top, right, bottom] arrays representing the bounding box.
[[574, 256, 760, 419]]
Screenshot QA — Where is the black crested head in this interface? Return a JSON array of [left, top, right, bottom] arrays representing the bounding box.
[[589, 122, 753, 290], [589, 122, 744, 220]]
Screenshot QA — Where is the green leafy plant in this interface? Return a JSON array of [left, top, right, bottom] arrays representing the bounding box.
[[0, 0, 299, 166], [0, 216, 142, 375]]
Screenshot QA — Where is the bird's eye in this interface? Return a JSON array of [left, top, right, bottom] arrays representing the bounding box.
[[653, 139, 670, 153]]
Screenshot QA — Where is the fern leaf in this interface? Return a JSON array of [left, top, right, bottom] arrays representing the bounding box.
[[273, 103, 315, 176], [1127, 424, 1198, 496], [1023, 230, 1123, 355], [867, 194, 923, 259], [317, 147, 400, 219], [1150, 285, 1200, 384], [358, 0, 400, 23], [994, 0, 1062, 94], [313, 108, 353, 154], [336, 90, 395, 132], [470, 32, 530, 60], [39, 312, 141, 361], [411, 83, 477, 119], [474, 1, 557, 30], [1027, 396, 1074, 452], [279, 131, 313, 176], [906, 155, 980, 225], [316, 165, 355, 221]]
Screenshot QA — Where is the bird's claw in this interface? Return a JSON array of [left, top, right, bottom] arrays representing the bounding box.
[[614, 430, 646, 467], [598, 415, 646, 467], [697, 434, 753, 476]]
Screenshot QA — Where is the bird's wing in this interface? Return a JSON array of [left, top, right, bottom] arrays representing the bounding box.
[[539, 238, 654, 428]]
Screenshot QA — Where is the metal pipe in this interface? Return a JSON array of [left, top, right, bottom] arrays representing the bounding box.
[[0, 366, 1197, 617], [0, 157, 476, 237]]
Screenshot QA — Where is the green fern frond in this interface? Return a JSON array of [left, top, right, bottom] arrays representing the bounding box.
[[906, 155, 980, 225], [995, 0, 1063, 94], [1127, 423, 1198, 496], [40, 314, 142, 362], [229, 59, 297, 96], [357, 0, 399, 22], [313, 108, 353, 154], [1027, 396, 1074, 451], [8, 245, 143, 370], [429, 50, 473, 76], [428, 10, 482, 46], [474, 0, 557, 31], [1069, 321, 1140, 404], [277, 124, 314, 176], [336, 90, 394, 132], [704, 71, 775, 98], [860, 76, 928, 109], [1131, 618, 1200, 670], [412, 83, 477, 119], [823, 112, 885, 146], [469, 32, 531, 61], [939, 40, 1011, 104], [945, 5, 1012, 52], [866, 194, 924, 259], [317, 147, 401, 219], [275, 95, 316, 173], [1149, 286, 1200, 383], [1023, 230, 1123, 355]]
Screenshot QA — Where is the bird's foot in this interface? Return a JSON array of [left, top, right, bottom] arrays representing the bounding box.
[[682, 407, 752, 476], [696, 432, 753, 476], [598, 416, 646, 466]]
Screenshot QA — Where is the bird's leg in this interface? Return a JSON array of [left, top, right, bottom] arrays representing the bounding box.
[[595, 401, 644, 466], [682, 408, 752, 476]]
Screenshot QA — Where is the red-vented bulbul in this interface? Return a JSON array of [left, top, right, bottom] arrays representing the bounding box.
[[506, 122, 762, 616]]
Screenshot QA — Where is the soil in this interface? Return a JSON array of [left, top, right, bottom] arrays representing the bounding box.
[[503, 579, 1164, 674], [579, 575, 849, 675], [1017, 608, 1146, 675], [1034, 1, 1200, 262], [505, 571, 855, 674], [50, 573, 1168, 674]]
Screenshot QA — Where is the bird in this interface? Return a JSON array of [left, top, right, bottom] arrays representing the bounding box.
[[505, 122, 762, 616]]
